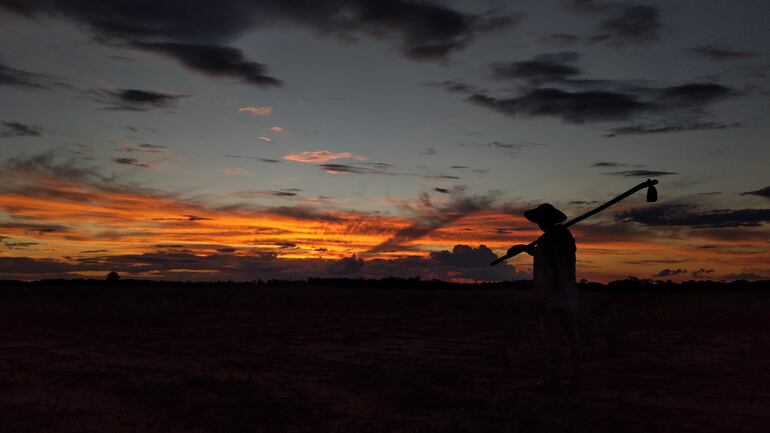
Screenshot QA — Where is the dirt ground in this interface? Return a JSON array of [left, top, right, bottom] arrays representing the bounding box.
[[0, 283, 768, 432]]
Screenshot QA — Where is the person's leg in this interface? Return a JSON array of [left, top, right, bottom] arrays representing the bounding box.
[[540, 309, 562, 388], [558, 309, 582, 389]]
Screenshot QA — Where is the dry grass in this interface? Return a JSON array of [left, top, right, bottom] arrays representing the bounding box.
[[0, 281, 768, 432]]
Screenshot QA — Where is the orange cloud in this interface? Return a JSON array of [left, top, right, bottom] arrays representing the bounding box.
[[1, 153, 768, 282], [267, 126, 284, 133]]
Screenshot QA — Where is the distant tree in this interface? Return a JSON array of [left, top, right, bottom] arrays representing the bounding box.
[[106, 271, 120, 282]]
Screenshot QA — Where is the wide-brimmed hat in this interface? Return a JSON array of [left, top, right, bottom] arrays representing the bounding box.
[[524, 203, 567, 225]]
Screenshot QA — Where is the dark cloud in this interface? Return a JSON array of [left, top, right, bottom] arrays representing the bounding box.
[[314, 162, 398, 176], [275, 242, 298, 250], [441, 52, 737, 126], [327, 254, 365, 275], [425, 174, 460, 180], [605, 121, 741, 136], [112, 157, 150, 168], [132, 42, 282, 88], [320, 163, 388, 175], [617, 203, 770, 228], [426, 244, 527, 281], [490, 51, 580, 83], [561, 1, 661, 45], [0, 244, 528, 282], [233, 190, 300, 199], [184, 215, 211, 221], [123, 143, 167, 153], [592, 161, 638, 168], [741, 186, 770, 200], [89, 88, 186, 110], [0, 222, 69, 235], [433, 188, 450, 194], [421, 147, 437, 156], [150, 215, 211, 222], [1, 121, 43, 137], [652, 268, 687, 278], [691, 268, 715, 278], [0, 0, 517, 90], [604, 169, 677, 177], [721, 272, 766, 281], [2, 152, 113, 186], [224, 154, 284, 163], [272, 191, 299, 197], [0, 62, 51, 89], [467, 88, 651, 123], [598, 4, 661, 44], [688, 46, 760, 62], [656, 83, 734, 107]]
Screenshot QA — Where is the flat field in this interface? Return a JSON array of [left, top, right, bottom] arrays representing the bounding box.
[[0, 281, 768, 432]]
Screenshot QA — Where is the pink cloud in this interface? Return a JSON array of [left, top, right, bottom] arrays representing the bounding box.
[[257, 136, 273, 143], [239, 106, 273, 116], [267, 126, 284, 133], [283, 150, 356, 163]]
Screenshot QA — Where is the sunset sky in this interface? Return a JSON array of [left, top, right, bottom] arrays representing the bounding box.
[[1, 0, 769, 282]]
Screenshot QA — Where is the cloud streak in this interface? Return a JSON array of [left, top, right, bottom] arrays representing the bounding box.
[[1, 121, 43, 137], [89, 88, 186, 111]]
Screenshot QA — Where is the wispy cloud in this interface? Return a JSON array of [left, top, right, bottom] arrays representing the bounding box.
[[89, 88, 186, 111], [120, 142, 168, 154], [0, 62, 58, 90], [741, 186, 770, 200], [688, 45, 759, 62], [257, 136, 273, 143], [112, 157, 150, 168], [605, 121, 741, 137], [1, 121, 43, 137], [267, 126, 284, 133], [604, 170, 677, 177]]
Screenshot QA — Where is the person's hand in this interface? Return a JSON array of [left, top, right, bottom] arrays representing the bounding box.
[[506, 245, 527, 256]]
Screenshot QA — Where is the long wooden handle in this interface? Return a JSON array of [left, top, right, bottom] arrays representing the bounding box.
[[489, 179, 658, 266]]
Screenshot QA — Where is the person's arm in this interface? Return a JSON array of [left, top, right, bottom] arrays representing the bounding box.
[[507, 244, 535, 257]]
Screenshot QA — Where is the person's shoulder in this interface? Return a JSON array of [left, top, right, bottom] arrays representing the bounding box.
[[554, 225, 575, 241]]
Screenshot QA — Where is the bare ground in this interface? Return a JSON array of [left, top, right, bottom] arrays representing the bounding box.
[[0, 283, 768, 432]]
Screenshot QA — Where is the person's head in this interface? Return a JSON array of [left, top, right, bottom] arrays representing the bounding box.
[[524, 203, 567, 232]]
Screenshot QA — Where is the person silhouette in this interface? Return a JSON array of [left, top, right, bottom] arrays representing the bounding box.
[[508, 203, 582, 392]]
